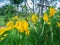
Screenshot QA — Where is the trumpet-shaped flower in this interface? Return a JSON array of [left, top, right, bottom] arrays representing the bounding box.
[[0, 27, 6, 35], [6, 21, 14, 29], [23, 20, 29, 30], [31, 14, 38, 24], [50, 7, 56, 17], [43, 13, 49, 22], [0, 27, 14, 35]]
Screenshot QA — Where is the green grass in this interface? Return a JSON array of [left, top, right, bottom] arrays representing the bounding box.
[[0, 16, 5, 26]]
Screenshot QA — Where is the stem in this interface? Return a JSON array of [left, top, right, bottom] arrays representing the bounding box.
[[38, 22, 45, 39], [50, 26, 53, 45]]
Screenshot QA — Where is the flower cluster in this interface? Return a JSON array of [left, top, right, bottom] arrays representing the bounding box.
[[15, 20, 29, 35], [43, 7, 59, 26], [0, 16, 30, 36]]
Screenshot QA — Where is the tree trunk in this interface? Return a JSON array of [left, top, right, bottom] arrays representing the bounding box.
[[33, 0, 35, 13], [39, 0, 44, 16]]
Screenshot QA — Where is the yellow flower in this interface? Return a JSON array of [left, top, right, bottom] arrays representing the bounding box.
[[23, 20, 28, 30], [14, 21, 20, 29], [43, 13, 49, 22], [15, 20, 24, 33], [0, 27, 6, 35], [57, 22, 60, 27], [5, 27, 13, 31], [18, 21, 24, 33], [31, 14, 38, 24], [0, 27, 13, 35], [12, 16, 18, 20], [50, 7, 56, 17], [22, 20, 30, 35], [6, 21, 14, 29]]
